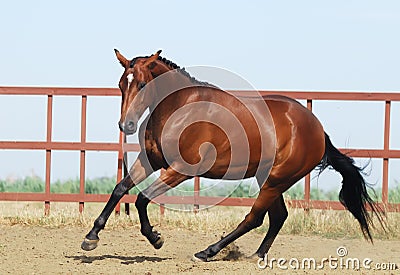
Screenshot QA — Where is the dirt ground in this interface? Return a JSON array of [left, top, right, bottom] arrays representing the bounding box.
[[0, 225, 399, 275]]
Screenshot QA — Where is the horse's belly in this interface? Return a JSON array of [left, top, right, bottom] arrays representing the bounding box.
[[201, 143, 275, 180], [202, 161, 273, 180]]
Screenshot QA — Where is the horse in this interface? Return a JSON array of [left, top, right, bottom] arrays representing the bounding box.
[[81, 50, 384, 261]]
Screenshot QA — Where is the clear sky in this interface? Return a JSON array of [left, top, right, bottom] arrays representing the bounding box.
[[0, 1, 399, 190]]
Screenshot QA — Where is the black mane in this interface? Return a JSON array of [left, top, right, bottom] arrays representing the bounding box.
[[130, 55, 217, 88]]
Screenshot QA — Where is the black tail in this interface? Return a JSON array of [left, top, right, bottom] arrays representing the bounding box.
[[319, 133, 385, 241]]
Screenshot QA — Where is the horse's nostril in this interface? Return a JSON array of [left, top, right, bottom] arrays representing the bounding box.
[[126, 120, 135, 131]]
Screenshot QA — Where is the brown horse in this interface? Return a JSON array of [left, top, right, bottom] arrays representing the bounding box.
[[82, 50, 384, 261]]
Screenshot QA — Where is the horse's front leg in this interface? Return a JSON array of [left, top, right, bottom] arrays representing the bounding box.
[[81, 152, 151, 251], [135, 167, 189, 249]]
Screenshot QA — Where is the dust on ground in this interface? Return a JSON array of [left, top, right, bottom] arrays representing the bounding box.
[[0, 225, 399, 274]]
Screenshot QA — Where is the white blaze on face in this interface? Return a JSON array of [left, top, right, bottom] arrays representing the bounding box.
[[127, 73, 134, 89]]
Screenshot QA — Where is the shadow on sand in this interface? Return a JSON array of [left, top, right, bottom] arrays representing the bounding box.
[[66, 254, 171, 265]]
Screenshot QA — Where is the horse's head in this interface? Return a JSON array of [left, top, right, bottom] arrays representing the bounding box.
[[115, 49, 162, 135]]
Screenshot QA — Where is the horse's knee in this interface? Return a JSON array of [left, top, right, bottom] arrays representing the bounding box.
[[243, 213, 265, 230], [253, 216, 265, 228]]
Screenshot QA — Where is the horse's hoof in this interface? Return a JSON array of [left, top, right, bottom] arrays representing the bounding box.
[[192, 251, 208, 262], [81, 238, 99, 251], [245, 253, 260, 261], [152, 235, 164, 249]]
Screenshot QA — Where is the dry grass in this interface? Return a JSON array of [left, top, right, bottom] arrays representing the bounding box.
[[0, 202, 399, 240]]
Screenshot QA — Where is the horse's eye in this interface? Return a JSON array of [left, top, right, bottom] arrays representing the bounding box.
[[138, 82, 146, 90]]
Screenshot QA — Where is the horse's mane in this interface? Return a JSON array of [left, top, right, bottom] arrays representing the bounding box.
[[131, 55, 217, 88]]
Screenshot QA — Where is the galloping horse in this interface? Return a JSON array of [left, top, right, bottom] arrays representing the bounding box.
[[82, 50, 384, 261]]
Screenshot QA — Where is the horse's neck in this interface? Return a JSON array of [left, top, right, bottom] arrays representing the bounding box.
[[148, 73, 194, 126], [150, 67, 194, 106]]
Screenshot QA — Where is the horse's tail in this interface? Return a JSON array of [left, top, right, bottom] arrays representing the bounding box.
[[318, 133, 385, 242]]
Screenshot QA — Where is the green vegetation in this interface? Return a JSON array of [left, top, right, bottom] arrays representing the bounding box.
[[1, 176, 400, 203], [388, 180, 400, 203], [282, 183, 339, 201], [0, 175, 45, 193]]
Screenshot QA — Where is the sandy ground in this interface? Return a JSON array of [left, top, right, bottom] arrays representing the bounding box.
[[0, 225, 399, 275]]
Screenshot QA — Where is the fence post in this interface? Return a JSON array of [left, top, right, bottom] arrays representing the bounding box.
[[116, 134, 131, 216], [303, 99, 313, 211], [44, 94, 53, 216], [382, 101, 391, 206], [194, 177, 200, 213], [115, 132, 124, 215], [79, 95, 87, 213], [160, 204, 165, 216], [123, 134, 130, 215]]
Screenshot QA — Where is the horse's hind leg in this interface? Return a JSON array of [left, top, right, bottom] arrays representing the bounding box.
[[254, 194, 288, 258], [194, 184, 281, 261], [135, 167, 189, 249]]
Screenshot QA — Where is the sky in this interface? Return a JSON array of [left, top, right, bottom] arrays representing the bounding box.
[[0, 0, 399, 191]]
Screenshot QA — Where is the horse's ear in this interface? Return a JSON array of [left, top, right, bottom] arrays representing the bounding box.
[[143, 50, 162, 68], [114, 49, 129, 68]]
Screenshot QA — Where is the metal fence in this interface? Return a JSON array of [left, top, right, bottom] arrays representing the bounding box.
[[1, 86, 399, 214]]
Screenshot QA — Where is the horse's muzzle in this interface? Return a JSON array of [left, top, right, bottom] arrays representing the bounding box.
[[118, 121, 137, 135]]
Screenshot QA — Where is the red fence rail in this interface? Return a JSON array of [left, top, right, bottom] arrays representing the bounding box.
[[1, 86, 400, 213]]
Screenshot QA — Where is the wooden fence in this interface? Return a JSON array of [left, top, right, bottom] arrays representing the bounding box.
[[1, 86, 399, 214]]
